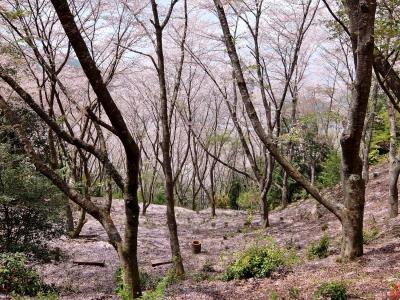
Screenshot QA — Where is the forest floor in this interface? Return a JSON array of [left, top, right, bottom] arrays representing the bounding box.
[[37, 163, 400, 299]]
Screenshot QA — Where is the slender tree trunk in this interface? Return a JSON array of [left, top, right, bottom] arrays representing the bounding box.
[[260, 190, 269, 227], [281, 171, 289, 208], [69, 208, 87, 238], [106, 176, 112, 214], [150, 0, 185, 276], [387, 101, 400, 217], [65, 201, 74, 233], [362, 83, 378, 183], [210, 166, 216, 217], [310, 163, 316, 186]]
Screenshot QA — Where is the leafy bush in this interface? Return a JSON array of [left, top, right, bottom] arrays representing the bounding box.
[[317, 150, 341, 188], [153, 191, 166, 205], [307, 235, 330, 260], [363, 227, 379, 244], [314, 281, 347, 300], [139, 270, 178, 300], [237, 190, 259, 211], [288, 286, 300, 299], [215, 193, 229, 209], [0, 144, 64, 260], [201, 260, 215, 273], [223, 238, 297, 280], [0, 253, 56, 297]]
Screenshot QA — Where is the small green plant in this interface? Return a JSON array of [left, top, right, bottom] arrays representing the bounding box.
[[139, 270, 178, 300], [363, 227, 379, 244], [192, 272, 209, 282], [223, 238, 297, 280], [288, 286, 300, 299], [268, 290, 279, 300], [115, 268, 162, 299], [314, 281, 347, 300], [307, 235, 330, 259], [0, 253, 56, 297], [244, 213, 253, 227], [201, 260, 215, 273]]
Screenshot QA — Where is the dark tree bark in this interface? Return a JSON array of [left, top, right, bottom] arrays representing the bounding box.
[[339, 0, 376, 258]]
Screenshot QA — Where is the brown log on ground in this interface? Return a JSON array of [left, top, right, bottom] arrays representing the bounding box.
[[73, 260, 106, 267], [151, 260, 173, 267]]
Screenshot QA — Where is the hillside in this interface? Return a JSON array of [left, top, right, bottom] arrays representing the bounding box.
[[37, 163, 400, 299]]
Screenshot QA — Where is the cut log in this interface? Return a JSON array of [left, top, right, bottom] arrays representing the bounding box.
[[151, 259, 173, 267], [75, 234, 98, 239], [73, 260, 105, 267]]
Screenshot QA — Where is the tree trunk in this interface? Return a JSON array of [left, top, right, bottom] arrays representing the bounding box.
[[120, 186, 141, 299], [260, 190, 269, 227], [210, 167, 216, 217], [65, 201, 74, 233], [341, 175, 365, 258], [388, 165, 400, 218], [281, 171, 289, 208], [388, 101, 400, 217], [150, 0, 185, 276], [310, 163, 316, 186], [339, 0, 376, 260], [362, 83, 378, 183], [69, 208, 86, 238]]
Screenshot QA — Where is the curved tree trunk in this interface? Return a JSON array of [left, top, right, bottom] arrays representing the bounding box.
[[69, 208, 87, 238]]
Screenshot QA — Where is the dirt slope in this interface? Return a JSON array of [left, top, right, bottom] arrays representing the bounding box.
[[37, 163, 400, 299]]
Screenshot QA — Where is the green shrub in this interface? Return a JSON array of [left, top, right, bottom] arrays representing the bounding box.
[[115, 267, 161, 298], [0, 144, 64, 260], [115, 268, 178, 300], [223, 238, 297, 280], [216, 193, 229, 209], [317, 150, 341, 188], [268, 290, 279, 300], [306, 235, 330, 260], [153, 192, 166, 205], [237, 190, 259, 211], [192, 271, 209, 282], [201, 260, 215, 273], [363, 227, 379, 244], [0, 253, 56, 297], [139, 270, 178, 300], [288, 286, 300, 299], [314, 281, 347, 300]]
